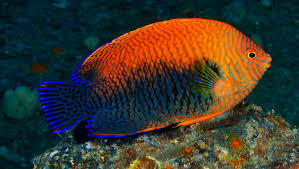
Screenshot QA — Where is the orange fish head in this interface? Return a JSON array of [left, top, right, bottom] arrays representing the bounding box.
[[241, 41, 272, 82], [246, 47, 271, 69]]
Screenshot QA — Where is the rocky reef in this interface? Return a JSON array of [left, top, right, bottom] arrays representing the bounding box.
[[33, 103, 298, 169]]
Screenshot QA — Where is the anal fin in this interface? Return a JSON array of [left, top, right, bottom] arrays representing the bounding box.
[[85, 109, 141, 137], [176, 111, 225, 127]]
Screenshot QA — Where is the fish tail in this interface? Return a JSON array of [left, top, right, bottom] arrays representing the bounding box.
[[38, 81, 94, 133]]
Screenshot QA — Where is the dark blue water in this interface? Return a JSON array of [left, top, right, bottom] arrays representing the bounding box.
[[0, 0, 297, 168]]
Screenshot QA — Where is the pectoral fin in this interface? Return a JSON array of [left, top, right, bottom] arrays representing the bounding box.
[[191, 59, 220, 96]]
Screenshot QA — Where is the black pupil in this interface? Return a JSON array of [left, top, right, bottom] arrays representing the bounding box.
[[249, 52, 255, 58]]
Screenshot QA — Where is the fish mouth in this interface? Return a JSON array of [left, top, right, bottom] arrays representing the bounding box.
[[264, 62, 271, 69], [264, 54, 272, 69]]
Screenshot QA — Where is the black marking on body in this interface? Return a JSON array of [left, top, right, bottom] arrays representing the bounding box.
[[87, 59, 221, 134]]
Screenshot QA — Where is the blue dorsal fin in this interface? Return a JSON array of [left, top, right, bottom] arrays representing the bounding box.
[[71, 42, 122, 85], [71, 72, 94, 85]]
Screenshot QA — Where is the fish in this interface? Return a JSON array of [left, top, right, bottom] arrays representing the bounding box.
[[38, 18, 272, 137]]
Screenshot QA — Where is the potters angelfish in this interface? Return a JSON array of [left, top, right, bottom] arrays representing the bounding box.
[[38, 18, 272, 137]]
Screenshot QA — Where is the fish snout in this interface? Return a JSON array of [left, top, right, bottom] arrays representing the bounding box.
[[264, 54, 272, 69]]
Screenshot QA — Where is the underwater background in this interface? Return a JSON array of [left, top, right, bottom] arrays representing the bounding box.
[[0, 0, 298, 168]]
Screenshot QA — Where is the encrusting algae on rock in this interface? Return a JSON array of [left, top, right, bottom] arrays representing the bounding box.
[[33, 103, 298, 169]]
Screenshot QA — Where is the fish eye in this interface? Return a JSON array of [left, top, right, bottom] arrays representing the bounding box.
[[247, 51, 256, 59]]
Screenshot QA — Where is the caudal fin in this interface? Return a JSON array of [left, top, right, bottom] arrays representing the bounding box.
[[38, 81, 93, 133]]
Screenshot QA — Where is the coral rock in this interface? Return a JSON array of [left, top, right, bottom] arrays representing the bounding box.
[[33, 104, 298, 169]]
